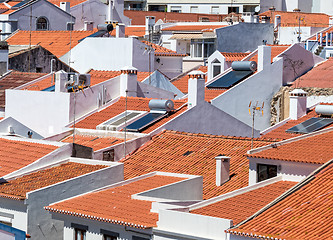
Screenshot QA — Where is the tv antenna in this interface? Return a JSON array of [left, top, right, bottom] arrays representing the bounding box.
[[249, 101, 264, 149]]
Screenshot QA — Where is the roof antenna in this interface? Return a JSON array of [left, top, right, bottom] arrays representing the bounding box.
[[249, 101, 264, 149]]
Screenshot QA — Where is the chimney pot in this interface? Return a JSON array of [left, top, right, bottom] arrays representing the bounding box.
[[215, 155, 230, 186], [120, 66, 138, 97], [187, 70, 205, 109]]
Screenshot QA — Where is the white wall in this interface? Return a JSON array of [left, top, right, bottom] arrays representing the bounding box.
[[5, 89, 71, 137], [165, 3, 253, 14], [154, 56, 182, 79], [278, 27, 325, 45], [307, 95, 333, 108], [60, 38, 154, 73], [211, 57, 283, 131], [248, 157, 319, 185], [154, 209, 232, 240], [0, 199, 27, 232]]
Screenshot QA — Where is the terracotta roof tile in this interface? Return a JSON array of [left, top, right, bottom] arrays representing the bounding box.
[[259, 10, 330, 28], [204, 88, 226, 102], [6, 30, 97, 57], [142, 40, 186, 57], [23, 74, 55, 91], [261, 104, 333, 141], [48, 0, 87, 7], [0, 71, 47, 107], [124, 10, 227, 25], [110, 26, 146, 37], [162, 25, 226, 32], [61, 134, 123, 151], [0, 162, 107, 200], [251, 129, 333, 164], [229, 162, 333, 240], [250, 45, 289, 63], [75, 97, 186, 132], [291, 58, 333, 88], [45, 175, 185, 228], [121, 130, 274, 199], [191, 181, 296, 225], [220, 52, 250, 62], [0, 138, 59, 177], [88, 70, 151, 85]]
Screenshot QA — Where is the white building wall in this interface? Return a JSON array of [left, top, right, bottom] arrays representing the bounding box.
[[155, 56, 182, 79], [248, 157, 319, 185], [278, 27, 325, 45], [5, 90, 71, 137], [0, 199, 27, 232], [167, 3, 245, 14]]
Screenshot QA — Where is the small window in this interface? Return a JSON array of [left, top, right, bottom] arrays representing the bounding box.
[[257, 164, 277, 182], [211, 6, 219, 14], [190, 6, 198, 13], [170, 6, 181, 13], [103, 149, 115, 161], [67, 22, 74, 31], [36, 17, 48, 30], [228, 7, 239, 13], [101, 229, 119, 240], [74, 229, 86, 240], [132, 236, 150, 240], [213, 64, 221, 77]]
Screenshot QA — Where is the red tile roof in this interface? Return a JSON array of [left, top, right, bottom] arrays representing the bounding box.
[[0, 138, 59, 177], [61, 134, 124, 151], [261, 104, 333, 141], [228, 162, 333, 240], [0, 71, 47, 107], [221, 52, 250, 62], [6, 30, 96, 57], [48, 0, 87, 7], [142, 41, 186, 57], [88, 70, 151, 85], [121, 130, 274, 199], [191, 181, 296, 225], [74, 97, 186, 132], [204, 88, 226, 102], [250, 45, 290, 63], [291, 58, 333, 88], [45, 175, 185, 228], [162, 25, 226, 32], [124, 10, 228, 25], [251, 129, 333, 164], [23, 74, 55, 91], [0, 162, 107, 200], [110, 26, 146, 37], [259, 11, 330, 28], [171, 65, 207, 94]]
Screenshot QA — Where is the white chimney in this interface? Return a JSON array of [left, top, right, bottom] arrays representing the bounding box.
[[120, 66, 138, 97], [289, 89, 307, 120], [55, 71, 69, 93], [84, 21, 94, 31], [330, 17, 333, 26], [145, 16, 155, 36], [0, 41, 8, 76], [257, 45, 271, 72], [60, 2, 70, 12], [116, 24, 125, 38], [187, 70, 205, 109], [215, 155, 230, 186]]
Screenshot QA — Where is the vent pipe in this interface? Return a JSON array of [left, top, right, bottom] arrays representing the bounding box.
[[289, 89, 307, 120], [215, 155, 230, 186]]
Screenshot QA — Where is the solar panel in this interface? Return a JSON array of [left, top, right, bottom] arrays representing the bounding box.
[[125, 113, 166, 132], [206, 70, 253, 88], [41, 85, 55, 92], [96, 111, 146, 131], [13, 0, 30, 8], [286, 117, 333, 134]]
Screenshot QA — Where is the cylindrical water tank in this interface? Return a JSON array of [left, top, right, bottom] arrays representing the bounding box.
[[315, 105, 333, 116], [149, 99, 174, 112], [97, 24, 114, 32], [231, 61, 257, 72]]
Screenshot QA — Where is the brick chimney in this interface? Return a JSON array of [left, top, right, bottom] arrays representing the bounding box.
[[215, 155, 230, 186], [257, 45, 271, 72], [188, 70, 205, 109], [289, 89, 307, 120], [120, 66, 138, 97]]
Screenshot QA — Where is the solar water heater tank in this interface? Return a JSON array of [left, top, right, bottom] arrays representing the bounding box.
[[315, 105, 333, 116], [149, 99, 174, 112], [231, 61, 257, 72], [97, 24, 114, 32]]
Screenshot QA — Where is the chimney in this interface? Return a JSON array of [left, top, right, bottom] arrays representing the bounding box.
[[274, 15, 281, 28], [60, 2, 70, 12], [84, 21, 93, 31], [55, 71, 68, 93], [145, 16, 155, 36], [0, 41, 8, 76], [187, 70, 205, 109], [215, 155, 230, 186], [257, 45, 271, 72], [120, 66, 138, 97], [116, 24, 125, 38], [289, 89, 307, 120], [330, 17, 333, 26]]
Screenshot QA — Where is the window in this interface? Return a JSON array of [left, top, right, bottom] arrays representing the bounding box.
[[36, 17, 48, 30], [67, 22, 74, 31], [101, 229, 119, 240], [190, 6, 198, 13], [103, 149, 115, 161], [170, 6, 181, 13], [191, 39, 215, 58], [211, 6, 219, 14], [132, 236, 150, 240], [228, 7, 239, 13], [71, 223, 88, 240], [257, 164, 277, 182]]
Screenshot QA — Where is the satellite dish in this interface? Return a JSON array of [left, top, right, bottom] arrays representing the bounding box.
[[255, 6, 260, 13]]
